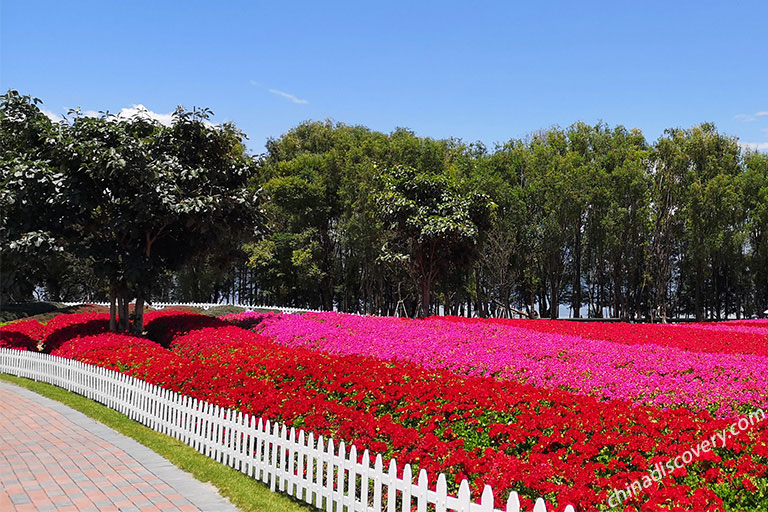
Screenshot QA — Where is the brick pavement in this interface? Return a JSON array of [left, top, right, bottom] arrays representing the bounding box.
[[0, 380, 239, 512]]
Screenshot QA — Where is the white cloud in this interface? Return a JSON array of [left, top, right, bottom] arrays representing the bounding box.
[[50, 104, 217, 128], [115, 105, 176, 126], [735, 111, 768, 122], [41, 108, 64, 122], [268, 88, 309, 104], [740, 141, 768, 152]]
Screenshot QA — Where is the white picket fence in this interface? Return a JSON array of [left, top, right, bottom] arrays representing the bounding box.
[[0, 349, 573, 512], [59, 301, 321, 315]]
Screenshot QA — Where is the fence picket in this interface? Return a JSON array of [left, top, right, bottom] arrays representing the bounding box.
[[435, 473, 447, 512], [360, 449, 370, 512], [373, 454, 383, 511], [215, 405, 225, 463], [336, 441, 346, 508], [314, 435, 325, 509], [386, 458, 397, 512], [233, 411, 243, 471], [415, 469, 428, 512], [286, 426, 296, 494], [347, 444, 357, 511], [506, 491, 521, 512], [296, 429, 306, 500], [480, 485, 494, 512], [279, 424, 288, 493], [270, 421, 279, 492], [402, 464, 412, 512], [324, 438, 335, 512], [252, 418, 263, 480]]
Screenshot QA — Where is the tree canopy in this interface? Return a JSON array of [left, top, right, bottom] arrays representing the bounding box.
[[1, 91, 260, 331], [3, 91, 768, 321]]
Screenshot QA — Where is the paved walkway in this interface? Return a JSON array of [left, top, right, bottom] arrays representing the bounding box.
[[0, 380, 239, 512]]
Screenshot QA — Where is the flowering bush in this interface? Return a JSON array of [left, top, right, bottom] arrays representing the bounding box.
[[721, 319, 768, 327], [41, 312, 110, 353], [443, 317, 768, 357], [169, 325, 272, 358], [220, 310, 281, 330], [52, 315, 768, 511], [255, 312, 768, 418], [0, 319, 45, 351], [143, 310, 228, 346]]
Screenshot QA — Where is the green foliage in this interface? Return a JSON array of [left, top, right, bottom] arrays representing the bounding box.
[[375, 164, 494, 315], [4, 91, 767, 320], [203, 305, 247, 317], [1, 90, 261, 330], [0, 302, 62, 322]]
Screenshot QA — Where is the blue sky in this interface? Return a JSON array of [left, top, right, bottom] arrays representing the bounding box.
[[2, 0, 767, 153]]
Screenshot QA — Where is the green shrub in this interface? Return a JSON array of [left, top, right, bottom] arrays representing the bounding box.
[[0, 302, 63, 322], [204, 305, 247, 316]]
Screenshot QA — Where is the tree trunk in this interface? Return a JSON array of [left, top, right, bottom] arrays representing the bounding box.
[[117, 295, 124, 332], [695, 258, 704, 321], [109, 288, 117, 332], [419, 277, 431, 317], [117, 292, 130, 332], [549, 274, 559, 320], [572, 220, 582, 318], [132, 289, 145, 335]]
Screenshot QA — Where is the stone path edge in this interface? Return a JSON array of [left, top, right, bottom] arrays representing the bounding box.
[[0, 378, 240, 512]]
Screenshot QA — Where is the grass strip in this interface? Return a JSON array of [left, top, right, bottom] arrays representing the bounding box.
[[0, 373, 314, 512]]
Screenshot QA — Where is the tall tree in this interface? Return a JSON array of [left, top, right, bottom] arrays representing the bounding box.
[[1, 91, 260, 332], [375, 164, 494, 316]]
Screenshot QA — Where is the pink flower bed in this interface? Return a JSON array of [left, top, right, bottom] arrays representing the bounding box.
[[445, 317, 768, 357], [252, 312, 768, 418]]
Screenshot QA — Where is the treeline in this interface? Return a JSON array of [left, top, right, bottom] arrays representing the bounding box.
[[3, 92, 768, 320], [140, 120, 768, 320]]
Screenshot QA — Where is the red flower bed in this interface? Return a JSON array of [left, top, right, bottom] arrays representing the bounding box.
[[168, 325, 272, 358], [143, 310, 228, 346], [220, 311, 281, 330], [40, 312, 110, 353], [0, 319, 45, 351], [437, 316, 768, 357], [52, 332, 201, 391]]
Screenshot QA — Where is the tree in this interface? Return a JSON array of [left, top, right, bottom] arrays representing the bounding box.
[[375, 164, 494, 316], [649, 123, 741, 321], [742, 151, 768, 316], [524, 128, 578, 319], [1, 91, 260, 333], [0, 91, 69, 305]]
